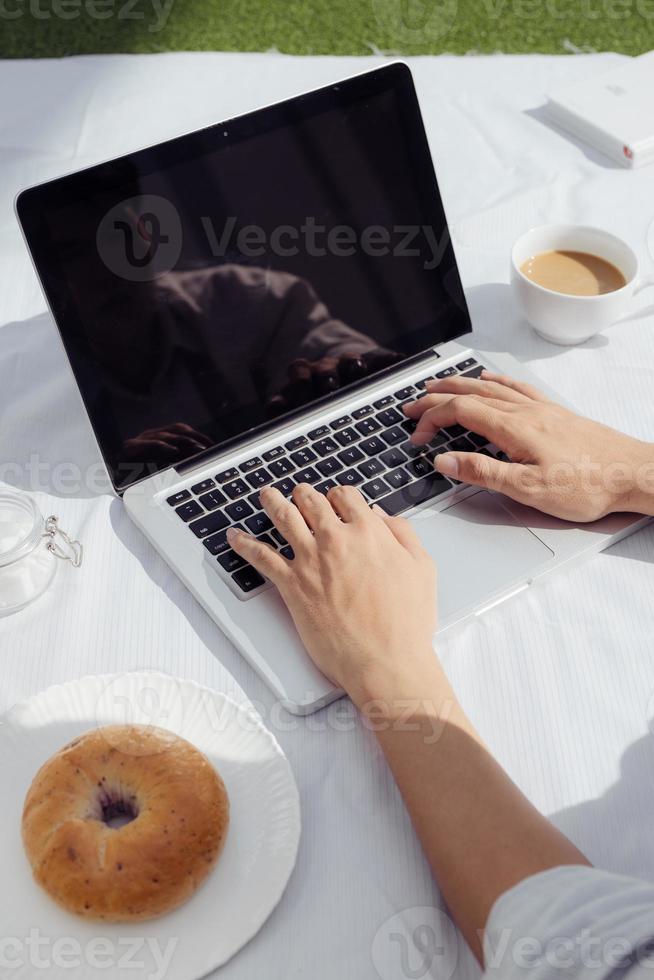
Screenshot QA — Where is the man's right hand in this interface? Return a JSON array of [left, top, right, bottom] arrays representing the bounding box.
[[404, 371, 654, 522]]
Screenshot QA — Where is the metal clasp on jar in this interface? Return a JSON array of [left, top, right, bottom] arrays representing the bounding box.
[[43, 516, 83, 568]]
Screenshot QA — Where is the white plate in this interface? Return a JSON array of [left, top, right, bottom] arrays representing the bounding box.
[[0, 672, 301, 980]]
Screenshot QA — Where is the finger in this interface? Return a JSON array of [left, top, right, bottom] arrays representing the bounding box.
[[480, 371, 550, 403], [326, 484, 369, 523], [292, 482, 339, 533], [436, 451, 532, 496], [259, 486, 314, 551], [226, 527, 288, 585], [425, 375, 530, 404], [403, 393, 511, 420], [371, 505, 427, 558], [408, 395, 511, 447]]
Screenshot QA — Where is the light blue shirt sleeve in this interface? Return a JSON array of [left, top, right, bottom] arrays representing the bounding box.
[[484, 866, 654, 980]]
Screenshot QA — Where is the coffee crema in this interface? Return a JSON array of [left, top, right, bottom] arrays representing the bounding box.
[[520, 250, 627, 297]]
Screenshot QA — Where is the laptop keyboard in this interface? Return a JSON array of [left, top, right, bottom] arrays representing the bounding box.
[[167, 358, 503, 596]]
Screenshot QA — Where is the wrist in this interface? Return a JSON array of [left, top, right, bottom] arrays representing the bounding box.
[[614, 440, 654, 516], [346, 649, 449, 715]]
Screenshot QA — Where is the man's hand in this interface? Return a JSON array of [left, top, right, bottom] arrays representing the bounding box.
[[404, 371, 654, 522], [123, 423, 213, 462], [226, 483, 437, 705]]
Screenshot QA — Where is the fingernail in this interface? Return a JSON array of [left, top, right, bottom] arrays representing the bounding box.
[[402, 401, 415, 413], [437, 454, 459, 478], [371, 504, 384, 514], [226, 527, 242, 542]]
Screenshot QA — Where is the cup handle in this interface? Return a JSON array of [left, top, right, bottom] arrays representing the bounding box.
[[615, 273, 654, 323], [634, 272, 654, 296]]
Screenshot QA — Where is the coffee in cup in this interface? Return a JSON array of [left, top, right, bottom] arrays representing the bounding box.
[[520, 250, 626, 297]]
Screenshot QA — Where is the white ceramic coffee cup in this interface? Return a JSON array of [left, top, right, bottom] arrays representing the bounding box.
[[511, 224, 654, 345]]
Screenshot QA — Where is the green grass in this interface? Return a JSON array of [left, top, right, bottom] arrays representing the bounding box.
[[1, 0, 652, 59]]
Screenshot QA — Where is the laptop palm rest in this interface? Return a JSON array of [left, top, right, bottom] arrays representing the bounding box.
[[411, 491, 555, 623]]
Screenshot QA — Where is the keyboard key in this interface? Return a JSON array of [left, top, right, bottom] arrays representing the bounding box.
[[355, 417, 381, 436], [167, 489, 191, 506], [248, 491, 263, 510], [223, 477, 250, 499], [468, 431, 488, 448], [226, 499, 254, 522], [216, 467, 239, 483], [408, 456, 433, 478], [240, 456, 262, 473], [402, 441, 424, 458], [199, 488, 228, 511], [272, 477, 295, 496], [338, 446, 364, 466], [381, 425, 405, 447], [280, 545, 295, 560], [463, 365, 485, 379], [294, 466, 320, 485], [376, 407, 403, 427], [443, 424, 466, 439], [414, 377, 433, 389], [314, 437, 339, 457], [359, 458, 385, 478], [262, 445, 285, 462], [189, 510, 230, 539], [373, 395, 394, 409], [378, 473, 451, 516], [217, 550, 247, 573], [245, 512, 273, 535], [386, 467, 412, 489], [308, 424, 331, 440], [246, 467, 273, 489], [450, 436, 476, 452], [380, 447, 407, 468], [316, 479, 337, 495], [456, 357, 477, 371], [430, 432, 450, 448], [360, 436, 386, 456], [232, 567, 265, 593], [436, 366, 457, 378], [352, 404, 374, 420], [335, 426, 359, 447], [362, 477, 391, 500], [285, 435, 308, 451], [330, 415, 352, 429], [203, 529, 231, 555], [190, 478, 215, 495], [269, 457, 295, 477], [401, 418, 417, 434], [337, 470, 363, 487], [257, 533, 277, 548], [291, 448, 317, 467], [316, 456, 344, 477], [394, 385, 416, 400], [175, 500, 203, 522], [271, 528, 288, 546]]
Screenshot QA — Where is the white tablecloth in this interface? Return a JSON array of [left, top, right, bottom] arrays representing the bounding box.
[[1, 51, 654, 980]]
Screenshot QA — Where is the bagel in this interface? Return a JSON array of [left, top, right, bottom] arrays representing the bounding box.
[[21, 724, 229, 921]]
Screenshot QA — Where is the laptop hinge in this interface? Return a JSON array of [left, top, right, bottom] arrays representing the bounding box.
[[174, 348, 441, 477]]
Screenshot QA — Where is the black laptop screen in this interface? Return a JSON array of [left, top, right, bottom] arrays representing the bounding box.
[[17, 64, 471, 492]]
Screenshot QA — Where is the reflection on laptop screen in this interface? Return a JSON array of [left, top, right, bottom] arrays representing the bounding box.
[[19, 67, 471, 491]]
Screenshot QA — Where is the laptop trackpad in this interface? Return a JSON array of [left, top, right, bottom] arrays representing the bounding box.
[[411, 491, 554, 622]]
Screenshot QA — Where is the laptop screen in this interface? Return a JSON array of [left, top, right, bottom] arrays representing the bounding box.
[[17, 64, 471, 492]]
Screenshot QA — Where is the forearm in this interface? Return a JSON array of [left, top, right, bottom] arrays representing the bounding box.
[[353, 658, 590, 964]]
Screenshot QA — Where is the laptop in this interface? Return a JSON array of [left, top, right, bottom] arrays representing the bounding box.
[[16, 63, 647, 713]]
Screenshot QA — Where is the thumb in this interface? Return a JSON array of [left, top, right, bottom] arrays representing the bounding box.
[[436, 451, 528, 496], [371, 505, 426, 557]]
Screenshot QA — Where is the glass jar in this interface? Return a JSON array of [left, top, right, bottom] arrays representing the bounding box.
[[0, 490, 82, 616]]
